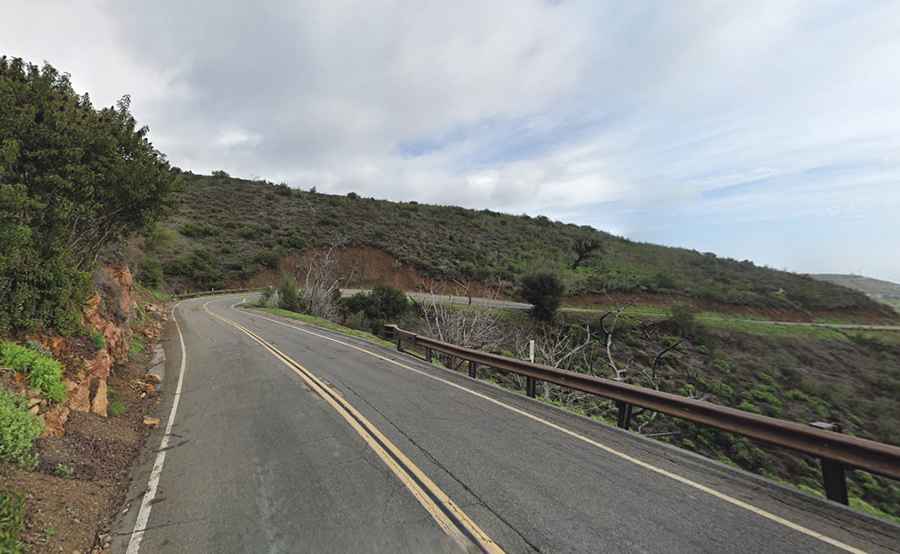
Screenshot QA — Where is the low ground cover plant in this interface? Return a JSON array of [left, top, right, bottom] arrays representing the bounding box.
[[0, 342, 66, 402]]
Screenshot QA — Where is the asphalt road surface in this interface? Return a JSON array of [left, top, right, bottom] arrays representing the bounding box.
[[114, 295, 900, 553]]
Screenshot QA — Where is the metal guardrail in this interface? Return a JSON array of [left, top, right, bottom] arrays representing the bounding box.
[[174, 287, 262, 299], [384, 324, 900, 505]]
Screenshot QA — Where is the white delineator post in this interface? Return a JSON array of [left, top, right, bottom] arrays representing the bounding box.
[[526, 339, 536, 398]]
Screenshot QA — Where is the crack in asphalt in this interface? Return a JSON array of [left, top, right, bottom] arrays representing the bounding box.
[[338, 381, 543, 553]]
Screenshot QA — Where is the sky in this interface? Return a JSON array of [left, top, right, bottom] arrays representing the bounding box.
[[3, 1, 900, 282]]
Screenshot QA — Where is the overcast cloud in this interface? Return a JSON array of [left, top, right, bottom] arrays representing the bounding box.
[[3, 1, 899, 280]]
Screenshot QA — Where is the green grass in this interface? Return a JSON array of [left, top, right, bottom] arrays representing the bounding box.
[[129, 336, 146, 357], [0, 492, 26, 553], [703, 319, 848, 340], [108, 387, 127, 416], [250, 307, 396, 349]]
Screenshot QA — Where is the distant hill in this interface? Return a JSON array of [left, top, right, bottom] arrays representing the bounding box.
[[138, 172, 895, 320], [813, 274, 900, 311]]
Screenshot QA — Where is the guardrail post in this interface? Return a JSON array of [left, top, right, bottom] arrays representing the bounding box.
[[808, 422, 849, 505], [425, 347, 433, 363], [526, 377, 536, 398], [396, 334, 404, 353], [468, 361, 478, 379], [820, 458, 849, 505], [616, 402, 633, 430]]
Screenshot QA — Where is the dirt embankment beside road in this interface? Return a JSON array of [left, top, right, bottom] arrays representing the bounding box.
[[1, 265, 169, 553]]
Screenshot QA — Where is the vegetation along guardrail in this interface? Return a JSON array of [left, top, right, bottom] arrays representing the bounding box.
[[174, 287, 263, 299], [384, 324, 900, 506]]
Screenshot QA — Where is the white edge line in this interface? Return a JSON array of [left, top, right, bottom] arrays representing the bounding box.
[[234, 305, 867, 554], [126, 302, 188, 554]]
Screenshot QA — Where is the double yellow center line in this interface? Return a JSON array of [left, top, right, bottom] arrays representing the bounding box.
[[203, 302, 503, 554]]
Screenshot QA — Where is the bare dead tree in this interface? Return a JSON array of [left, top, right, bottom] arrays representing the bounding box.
[[298, 245, 348, 320], [599, 306, 629, 382], [416, 282, 506, 351], [513, 322, 594, 403]]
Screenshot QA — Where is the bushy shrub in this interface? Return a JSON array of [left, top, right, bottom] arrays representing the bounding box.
[[281, 233, 306, 250], [520, 273, 564, 321], [0, 342, 66, 402], [258, 286, 275, 307], [253, 250, 280, 269], [670, 303, 701, 338], [137, 257, 164, 288], [0, 491, 26, 553], [278, 273, 301, 311], [341, 286, 410, 332], [0, 390, 44, 467], [163, 250, 225, 290], [342, 286, 410, 321], [179, 222, 218, 238]]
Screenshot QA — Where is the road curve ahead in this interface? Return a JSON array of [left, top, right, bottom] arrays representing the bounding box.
[[115, 295, 900, 553]]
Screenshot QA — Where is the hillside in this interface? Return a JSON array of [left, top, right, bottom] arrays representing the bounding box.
[[144, 173, 895, 321], [813, 274, 900, 312]]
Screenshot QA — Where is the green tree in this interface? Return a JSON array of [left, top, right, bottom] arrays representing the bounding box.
[[0, 57, 178, 332], [571, 237, 603, 269], [521, 273, 564, 322]]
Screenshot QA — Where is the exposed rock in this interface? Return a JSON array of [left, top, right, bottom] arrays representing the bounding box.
[[41, 405, 70, 438], [90, 379, 108, 417], [144, 372, 162, 385], [143, 417, 160, 428], [66, 377, 92, 413]]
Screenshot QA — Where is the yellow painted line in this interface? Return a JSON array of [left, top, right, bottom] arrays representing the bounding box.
[[202, 302, 503, 554], [235, 305, 870, 554]]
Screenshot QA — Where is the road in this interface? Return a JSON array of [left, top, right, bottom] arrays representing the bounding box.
[[115, 295, 900, 553], [341, 289, 900, 331]]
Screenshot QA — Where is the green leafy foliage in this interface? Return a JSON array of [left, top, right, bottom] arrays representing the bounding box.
[[0, 56, 178, 334], [521, 273, 564, 321], [53, 463, 74, 479], [0, 492, 26, 553], [91, 330, 106, 350], [278, 273, 301, 311], [342, 287, 410, 321], [341, 286, 411, 333], [0, 341, 66, 402], [137, 257, 164, 288], [0, 389, 44, 467], [669, 303, 702, 338]]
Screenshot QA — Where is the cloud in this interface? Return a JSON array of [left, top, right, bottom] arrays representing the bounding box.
[[2, 1, 899, 280]]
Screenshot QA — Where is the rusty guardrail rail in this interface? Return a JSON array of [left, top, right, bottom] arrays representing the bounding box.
[[384, 324, 900, 505]]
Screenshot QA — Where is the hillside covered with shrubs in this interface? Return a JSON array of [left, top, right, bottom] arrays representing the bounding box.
[[149, 173, 893, 319]]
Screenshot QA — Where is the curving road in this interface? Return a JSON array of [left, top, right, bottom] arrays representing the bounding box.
[[114, 295, 900, 553]]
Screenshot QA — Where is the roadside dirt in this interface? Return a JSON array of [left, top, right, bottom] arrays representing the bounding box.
[[0, 313, 165, 553]]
